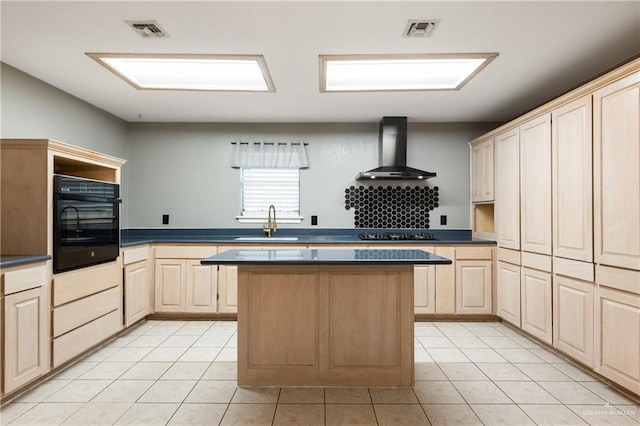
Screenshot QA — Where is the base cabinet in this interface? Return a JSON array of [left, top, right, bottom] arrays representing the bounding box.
[[434, 247, 456, 314], [155, 258, 217, 313], [414, 265, 436, 314], [3, 285, 48, 394], [497, 261, 521, 326], [217, 265, 238, 313], [124, 261, 151, 326], [186, 260, 217, 312], [594, 285, 640, 395], [520, 267, 552, 344], [553, 275, 594, 367], [455, 260, 492, 314], [155, 259, 186, 312]]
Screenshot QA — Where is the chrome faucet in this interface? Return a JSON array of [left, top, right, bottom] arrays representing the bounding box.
[[263, 205, 277, 237]]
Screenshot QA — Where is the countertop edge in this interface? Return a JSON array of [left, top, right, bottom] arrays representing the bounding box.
[[0, 255, 52, 268]]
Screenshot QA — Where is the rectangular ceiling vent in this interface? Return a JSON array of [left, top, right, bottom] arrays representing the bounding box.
[[403, 19, 440, 38], [126, 20, 169, 38]]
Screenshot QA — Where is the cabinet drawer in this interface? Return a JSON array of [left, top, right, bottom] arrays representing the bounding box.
[[155, 245, 217, 259], [553, 257, 594, 282], [497, 247, 521, 265], [596, 265, 640, 295], [3, 264, 47, 295], [521, 252, 552, 273], [53, 261, 121, 306], [53, 286, 121, 337], [456, 246, 493, 260], [53, 309, 122, 368], [123, 245, 150, 265]]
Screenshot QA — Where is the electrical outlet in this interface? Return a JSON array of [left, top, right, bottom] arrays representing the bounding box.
[[440, 215, 447, 226], [311, 215, 318, 225], [162, 214, 169, 225]]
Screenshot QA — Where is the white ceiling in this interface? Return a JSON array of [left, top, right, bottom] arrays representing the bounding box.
[[2, 1, 639, 123]]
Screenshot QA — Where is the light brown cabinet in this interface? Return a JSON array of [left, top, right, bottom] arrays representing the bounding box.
[[594, 71, 640, 271], [124, 261, 151, 325], [520, 267, 552, 344], [414, 265, 436, 314], [553, 275, 594, 367], [497, 260, 521, 327], [154, 245, 219, 313], [186, 260, 217, 312], [155, 259, 186, 312], [434, 246, 456, 314], [3, 265, 49, 394], [594, 285, 640, 395], [472, 58, 640, 398], [552, 95, 593, 262], [455, 245, 493, 315], [495, 128, 520, 250], [520, 114, 552, 255], [471, 138, 494, 202], [123, 245, 152, 326]]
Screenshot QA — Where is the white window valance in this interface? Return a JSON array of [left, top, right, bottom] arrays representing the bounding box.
[[231, 141, 309, 169]]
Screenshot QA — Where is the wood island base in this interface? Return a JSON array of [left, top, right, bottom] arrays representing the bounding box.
[[237, 264, 415, 387]]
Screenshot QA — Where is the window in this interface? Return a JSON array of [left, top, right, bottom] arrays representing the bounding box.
[[238, 168, 302, 223]]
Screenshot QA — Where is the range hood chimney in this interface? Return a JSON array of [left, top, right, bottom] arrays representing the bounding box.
[[356, 117, 437, 181]]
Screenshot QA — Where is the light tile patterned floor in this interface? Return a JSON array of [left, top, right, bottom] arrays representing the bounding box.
[[2, 320, 639, 425]]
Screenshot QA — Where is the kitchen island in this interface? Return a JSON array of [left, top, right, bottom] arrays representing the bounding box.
[[202, 248, 451, 387]]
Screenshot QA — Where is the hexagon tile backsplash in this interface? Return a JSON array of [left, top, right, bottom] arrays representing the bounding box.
[[344, 185, 439, 228]]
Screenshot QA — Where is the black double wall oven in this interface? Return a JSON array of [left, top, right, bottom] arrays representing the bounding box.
[[53, 175, 121, 273]]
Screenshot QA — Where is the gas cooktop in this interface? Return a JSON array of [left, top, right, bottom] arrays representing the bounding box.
[[357, 232, 437, 241]]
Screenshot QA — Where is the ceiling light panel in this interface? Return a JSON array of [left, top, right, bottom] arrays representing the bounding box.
[[87, 53, 276, 92], [320, 53, 498, 92]]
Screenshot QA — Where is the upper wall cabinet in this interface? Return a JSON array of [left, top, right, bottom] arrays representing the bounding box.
[[552, 95, 593, 262], [495, 128, 520, 250], [594, 71, 640, 271], [471, 138, 495, 203], [520, 114, 552, 255]]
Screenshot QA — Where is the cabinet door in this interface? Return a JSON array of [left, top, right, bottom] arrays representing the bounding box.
[[497, 261, 521, 326], [155, 259, 186, 312], [414, 265, 436, 314], [218, 265, 238, 313], [594, 285, 640, 395], [186, 260, 217, 313], [553, 275, 593, 366], [520, 114, 552, 255], [124, 261, 150, 326], [4, 286, 48, 393], [455, 260, 492, 314], [594, 72, 640, 270], [520, 267, 552, 344], [495, 128, 520, 250], [434, 247, 456, 314], [472, 139, 495, 203], [471, 143, 483, 202], [552, 95, 593, 262]]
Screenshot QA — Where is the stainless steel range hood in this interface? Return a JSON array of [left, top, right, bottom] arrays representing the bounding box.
[[356, 117, 436, 180]]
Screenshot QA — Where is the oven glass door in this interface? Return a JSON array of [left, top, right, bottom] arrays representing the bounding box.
[[54, 197, 120, 273]]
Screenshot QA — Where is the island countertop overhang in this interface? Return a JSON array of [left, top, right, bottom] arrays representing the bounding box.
[[201, 248, 452, 266]]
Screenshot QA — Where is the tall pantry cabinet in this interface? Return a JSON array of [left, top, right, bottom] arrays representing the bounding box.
[[472, 58, 640, 397], [593, 71, 640, 395]]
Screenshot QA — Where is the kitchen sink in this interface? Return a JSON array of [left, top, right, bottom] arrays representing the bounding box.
[[233, 237, 299, 241]]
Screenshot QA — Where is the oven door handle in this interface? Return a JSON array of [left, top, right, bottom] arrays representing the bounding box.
[[56, 193, 122, 203]]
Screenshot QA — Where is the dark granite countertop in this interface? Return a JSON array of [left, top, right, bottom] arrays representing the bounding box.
[[0, 255, 51, 268], [201, 248, 453, 265], [121, 228, 494, 248]]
